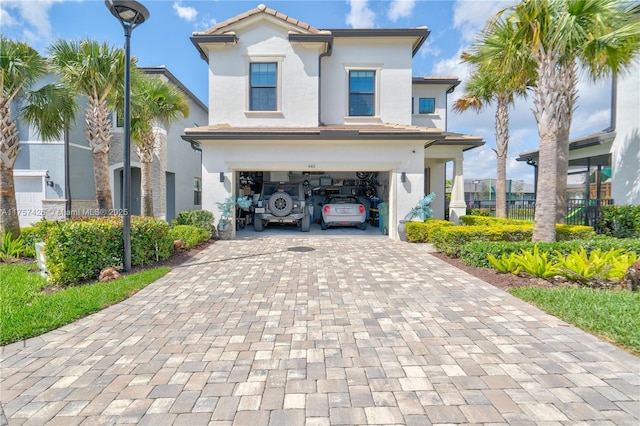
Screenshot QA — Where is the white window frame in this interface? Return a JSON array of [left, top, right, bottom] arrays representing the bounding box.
[[244, 54, 284, 118], [343, 64, 382, 123]]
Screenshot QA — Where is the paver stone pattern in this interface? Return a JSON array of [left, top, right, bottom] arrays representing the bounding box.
[[1, 235, 638, 425]]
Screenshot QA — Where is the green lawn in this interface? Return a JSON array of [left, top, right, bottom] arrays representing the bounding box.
[[509, 286, 640, 355], [0, 263, 169, 345]]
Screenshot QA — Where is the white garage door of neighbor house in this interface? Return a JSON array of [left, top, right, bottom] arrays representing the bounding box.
[[15, 176, 45, 227]]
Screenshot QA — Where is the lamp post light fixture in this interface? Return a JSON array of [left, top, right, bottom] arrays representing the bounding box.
[[105, 0, 149, 272]]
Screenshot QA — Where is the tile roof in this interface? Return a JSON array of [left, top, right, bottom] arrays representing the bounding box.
[[193, 4, 323, 36], [182, 124, 484, 148]]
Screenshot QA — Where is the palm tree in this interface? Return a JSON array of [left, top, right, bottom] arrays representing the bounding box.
[[0, 37, 77, 238], [503, 0, 640, 242], [453, 17, 532, 218], [129, 71, 189, 217], [48, 39, 126, 215]]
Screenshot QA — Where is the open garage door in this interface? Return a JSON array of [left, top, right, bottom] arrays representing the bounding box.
[[235, 170, 390, 235]]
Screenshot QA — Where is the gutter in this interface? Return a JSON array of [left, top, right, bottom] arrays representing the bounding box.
[[318, 40, 333, 126]]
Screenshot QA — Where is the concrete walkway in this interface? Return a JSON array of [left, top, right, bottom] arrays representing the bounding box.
[[1, 234, 638, 425]]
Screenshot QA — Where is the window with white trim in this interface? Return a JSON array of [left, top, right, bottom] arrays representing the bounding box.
[[250, 62, 277, 111], [418, 97, 435, 114], [349, 70, 376, 116]]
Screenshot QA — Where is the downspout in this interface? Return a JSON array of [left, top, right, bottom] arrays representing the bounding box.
[[609, 75, 617, 132], [318, 40, 333, 126], [445, 85, 456, 131]]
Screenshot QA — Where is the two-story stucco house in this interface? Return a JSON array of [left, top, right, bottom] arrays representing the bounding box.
[[13, 66, 207, 227], [182, 4, 484, 239]]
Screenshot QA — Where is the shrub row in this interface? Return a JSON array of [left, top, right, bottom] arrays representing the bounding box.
[[430, 223, 593, 257], [172, 210, 215, 237], [598, 205, 640, 238], [460, 236, 640, 268], [459, 215, 531, 226], [169, 225, 210, 249], [42, 216, 173, 285], [406, 219, 453, 242]]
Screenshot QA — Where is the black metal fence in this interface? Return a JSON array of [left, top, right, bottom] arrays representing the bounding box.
[[466, 198, 615, 231]]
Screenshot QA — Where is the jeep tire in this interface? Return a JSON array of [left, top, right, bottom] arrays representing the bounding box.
[[254, 217, 264, 232], [268, 192, 294, 217], [301, 214, 310, 232]]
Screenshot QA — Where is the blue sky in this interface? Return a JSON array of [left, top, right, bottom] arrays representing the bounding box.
[[2, 0, 613, 184]]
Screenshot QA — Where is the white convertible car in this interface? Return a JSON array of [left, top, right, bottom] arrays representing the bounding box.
[[320, 195, 367, 230]]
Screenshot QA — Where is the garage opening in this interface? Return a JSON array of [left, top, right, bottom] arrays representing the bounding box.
[[234, 170, 390, 235]]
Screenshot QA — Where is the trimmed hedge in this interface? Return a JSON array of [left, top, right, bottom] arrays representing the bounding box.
[[130, 216, 173, 265], [21, 221, 58, 258], [172, 210, 215, 237], [406, 219, 453, 242], [460, 215, 531, 226], [430, 225, 533, 257], [430, 222, 595, 257], [169, 225, 210, 249], [44, 216, 173, 285], [460, 236, 640, 268], [598, 205, 640, 238]]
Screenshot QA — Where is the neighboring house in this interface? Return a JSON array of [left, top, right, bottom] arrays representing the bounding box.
[[465, 178, 535, 208], [13, 66, 207, 227], [182, 4, 484, 239], [517, 55, 639, 206]]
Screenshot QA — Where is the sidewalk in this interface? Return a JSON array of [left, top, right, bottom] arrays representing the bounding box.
[[1, 234, 638, 425]]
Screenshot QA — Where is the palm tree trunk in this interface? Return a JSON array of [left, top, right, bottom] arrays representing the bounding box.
[[0, 103, 22, 237], [495, 95, 509, 218], [93, 151, 111, 214], [85, 96, 113, 214], [555, 63, 577, 224], [140, 159, 153, 217], [137, 131, 155, 217], [532, 50, 563, 242], [0, 164, 20, 238]]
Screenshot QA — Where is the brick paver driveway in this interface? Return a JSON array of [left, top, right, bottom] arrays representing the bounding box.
[[1, 233, 638, 425]]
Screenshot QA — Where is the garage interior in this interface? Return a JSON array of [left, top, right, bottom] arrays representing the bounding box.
[[234, 170, 390, 234]]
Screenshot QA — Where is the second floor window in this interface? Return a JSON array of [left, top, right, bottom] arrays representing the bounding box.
[[349, 70, 375, 116], [419, 98, 435, 114], [250, 62, 277, 111]]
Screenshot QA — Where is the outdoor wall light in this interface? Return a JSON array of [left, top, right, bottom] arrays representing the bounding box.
[[401, 172, 406, 183], [105, 0, 149, 273], [220, 172, 225, 183], [44, 172, 54, 187]]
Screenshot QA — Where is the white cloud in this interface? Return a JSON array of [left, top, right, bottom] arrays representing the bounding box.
[[0, 0, 73, 49], [346, 0, 376, 28], [431, 47, 469, 79], [173, 2, 198, 22], [388, 0, 415, 22], [0, 7, 18, 27], [452, 0, 513, 43]]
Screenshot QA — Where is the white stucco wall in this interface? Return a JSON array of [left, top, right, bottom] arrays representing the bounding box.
[[320, 39, 414, 125], [200, 138, 426, 238], [206, 21, 321, 127], [611, 60, 640, 205], [410, 84, 449, 129]]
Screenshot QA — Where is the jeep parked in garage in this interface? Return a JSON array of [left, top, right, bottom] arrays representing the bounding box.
[[254, 182, 310, 232]]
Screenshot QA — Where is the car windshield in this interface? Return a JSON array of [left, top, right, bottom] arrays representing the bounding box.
[[327, 196, 359, 204]]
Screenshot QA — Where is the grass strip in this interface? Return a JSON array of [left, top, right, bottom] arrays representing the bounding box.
[[1, 264, 170, 345], [509, 286, 640, 355]]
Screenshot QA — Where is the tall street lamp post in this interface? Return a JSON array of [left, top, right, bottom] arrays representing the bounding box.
[[105, 0, 149, 272]]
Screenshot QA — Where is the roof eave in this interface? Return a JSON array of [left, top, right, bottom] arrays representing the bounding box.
[[190, 34, 238, 61], [516, 129, 616, 162]]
